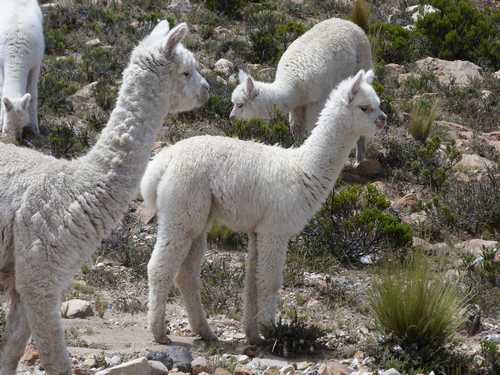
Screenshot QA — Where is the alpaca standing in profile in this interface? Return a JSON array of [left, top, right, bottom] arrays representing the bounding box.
[[142, 70, 386, 345], [0, 21, 209, 375], [0, 0, 44, 139], [229, 17, 373, 163]]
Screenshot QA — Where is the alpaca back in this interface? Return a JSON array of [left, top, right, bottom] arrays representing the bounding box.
[[276, 18, 372, 104]]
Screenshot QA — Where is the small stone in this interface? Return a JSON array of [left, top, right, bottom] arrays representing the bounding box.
[[392, 193, 418, 211], [295, 362, 311, 371], [61, 299, 94, 319], [234, 365, 254, 375], [214, 368, 232, 375], [319, 360, 352, 375], [191, 357, 209, 375], [236, 355, 250, 364], [83, 354, 99, 368], [95, 358, 158, 375], [453, 154, 496, 175], [280, 365, 295, 375], [485, 334, 500, 344], [382, 369, 402, 375], [384, 63, 405, 79], [146, 351, 174, 370], [107, 355, 122, 367], [22, 344, 39, 365], [494, 70, 500, 80], [163, 346, 192, 373], [149, 361, 170, 375], [167, 0, 192, 13], [262, 368, 280, 375], [85, 38, 101, 47]]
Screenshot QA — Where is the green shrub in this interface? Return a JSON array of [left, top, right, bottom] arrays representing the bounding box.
[[370, 23, 417, 64], [207, 223, 246, 250], [369, 252, 468, 356], [481, 339, 500, 375], [261, 310, 326, 357], [246, 10, 306, 64], [351, 0, 370, 33], [204, 0, 249, 19], [408, 99, 438, 143], [301, 185, 412, 265], [416, 0, 500, 69], [226, 111, 295, 147]]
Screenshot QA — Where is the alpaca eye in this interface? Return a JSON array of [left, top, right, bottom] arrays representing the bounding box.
[[183, 72, 191, 77], [237, 103, 244, 109], [360, 105, 369, 112]]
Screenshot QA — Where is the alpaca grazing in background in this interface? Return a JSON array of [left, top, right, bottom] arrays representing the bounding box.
[[142, 69, 386, 345], [0, 21, 209, 375], [0, 0, 44, 139], [229, 17, 373, 163]]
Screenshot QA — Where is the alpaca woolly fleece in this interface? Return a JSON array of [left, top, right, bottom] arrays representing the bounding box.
[[0, 0, 44, 138], [0, 20, 209, 375], [142, 69, 386, 345], [230, 17, 372, 161]]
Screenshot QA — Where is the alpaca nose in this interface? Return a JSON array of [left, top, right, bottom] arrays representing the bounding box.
[[376, 112, 387, 129]]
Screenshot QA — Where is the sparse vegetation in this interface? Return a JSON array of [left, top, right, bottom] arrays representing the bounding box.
[[369, 252, 468, 357], [408, 99, 438, 143], [351, 0, 370, 33]]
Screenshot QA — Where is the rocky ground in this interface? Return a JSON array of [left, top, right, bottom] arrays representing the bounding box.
[[1, 0, 500, 374]]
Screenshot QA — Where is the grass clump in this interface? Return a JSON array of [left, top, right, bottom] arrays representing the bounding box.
[[204, 0, 249, 19], [351, 0, 370, 33], [300, 185, 412, 265], [261, 310, 326, 357], [369, 252, 468, 356], [408, 99, 438, 143], [207, 223, 246, 250]]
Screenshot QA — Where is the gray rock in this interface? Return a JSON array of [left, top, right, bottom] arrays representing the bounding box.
[[191, 357, 208, 375], [383, 369, 402, 375], [61, 299, 93, 319], [95, 357, 166, 375], [164, 346, 192, 372], [415, 57, 482, 87], [145, 351, 174, 370], [168, 0, 192, 13]]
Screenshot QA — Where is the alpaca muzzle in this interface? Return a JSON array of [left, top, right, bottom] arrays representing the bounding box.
[[375, 113, 387, 129]]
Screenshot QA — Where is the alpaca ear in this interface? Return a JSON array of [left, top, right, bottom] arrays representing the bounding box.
[[238, 69, 248, 83], [245, 76, 255, 96], [349, 70, 365, 103], [365, 70, 375, 84], [151, 20, 170, 36], [21, 94, 31, 110], [165, 23, 188, 52], [2, 97, 13, 112]]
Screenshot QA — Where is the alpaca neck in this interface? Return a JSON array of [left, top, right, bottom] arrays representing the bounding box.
[[254, 81, 291, 117], [295, 101, 359, 203], [79, 65, 168, 204]]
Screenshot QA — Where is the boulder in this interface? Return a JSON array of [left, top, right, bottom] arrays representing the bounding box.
[[191, 357, 209, 375], [61, 299, 94, 319], [167, 0, 192, 13], [415, 57, 482, 87], [318, 360, 352, 375], [384, 63, 405, 79], [213, 58, 234, 77], [406, 4, 440, 23], [70, 81, 98, 114], [453, 154, 496, 175], [214, 368, 232, 375], [456, 239, 499, 257]]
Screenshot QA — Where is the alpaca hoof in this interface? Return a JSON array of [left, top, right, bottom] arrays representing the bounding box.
[[153, 333, 172, 345], [246, 334, 263, 346]]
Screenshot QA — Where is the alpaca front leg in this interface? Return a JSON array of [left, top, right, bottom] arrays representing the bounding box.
[[243, 233, 261, 344], [148, 231, 192, 344], [27, 65, 40, 135], [255, 234, 288, 333], [22, 291, 71, 375], [355, 136, 367, 164], [175, 234, 216, 341], [0, 289, 31, 375]]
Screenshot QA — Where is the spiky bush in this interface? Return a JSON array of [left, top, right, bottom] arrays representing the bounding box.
[[351, 0, 370, 33], [261, 310, 326, 357], [300, 185, 412, 265], [408, 99, 438, 143], [369, 252, 468, 355]]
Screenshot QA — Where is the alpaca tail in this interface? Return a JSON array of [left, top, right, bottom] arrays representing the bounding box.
[[140, 151, 169, 222]]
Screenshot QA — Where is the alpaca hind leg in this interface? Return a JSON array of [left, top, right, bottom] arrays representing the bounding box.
[[289, 106, 306, 141], [243, 232, 260, 344], [355, 136, 367, 164], [255, 234, 288, 334], [148, 231, 193, 344], [27, 65, 40, 134], [0, 288, 31, 375], [175, 234, 216, 341]]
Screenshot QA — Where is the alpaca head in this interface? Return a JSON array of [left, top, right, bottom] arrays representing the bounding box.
[[132, 20, 210, 114], [229, 70, 271, 120], [334, 69, 386, 138], [1, 94, 31, 138]]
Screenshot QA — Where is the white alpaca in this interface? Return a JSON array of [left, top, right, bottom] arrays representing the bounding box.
[[0, 21, 209, 375], [142, 70, 386, 345], [230, 17, 373, 163], [0, 0, 44, 138]]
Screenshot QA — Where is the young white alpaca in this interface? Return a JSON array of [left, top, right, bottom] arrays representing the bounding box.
[[0, 21, 209, 375], [0, 0, 44, 138], [142, 70, 386, 345], [229, 17, 373, 163]]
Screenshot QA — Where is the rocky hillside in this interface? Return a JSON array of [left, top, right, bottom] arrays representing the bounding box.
[[2, 0, 500, 374]]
